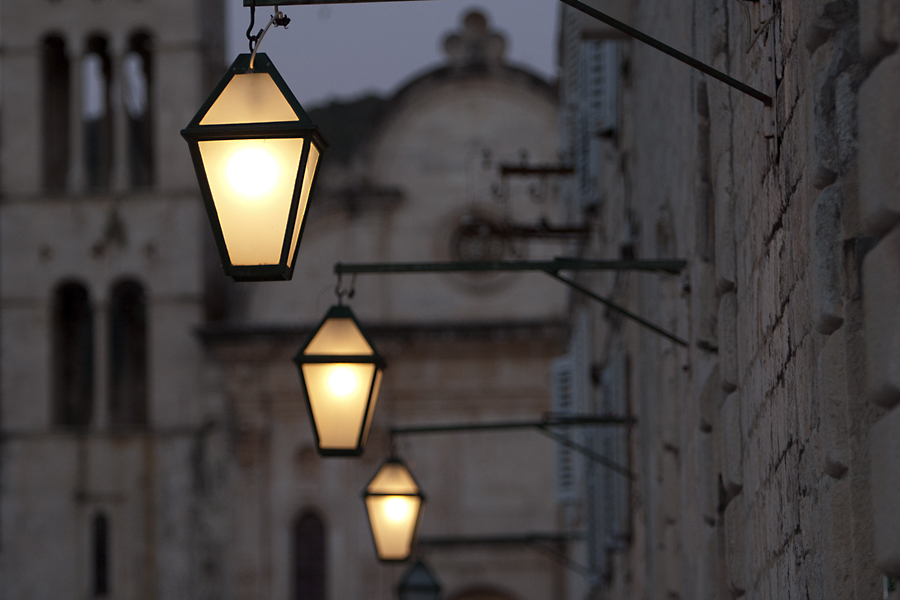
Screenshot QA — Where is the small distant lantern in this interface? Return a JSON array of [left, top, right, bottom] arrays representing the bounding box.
[[397, 560, 442, 600], [293, 305, 385, 456], [181, 52, 326, 281], [363, 457, 426, 562]]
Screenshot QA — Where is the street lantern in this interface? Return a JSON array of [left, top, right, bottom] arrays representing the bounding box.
[[181, 52, 326, 281], [397, 560, 442, 600], [293, 304, 385, 456], [363, 457, 426, 562]]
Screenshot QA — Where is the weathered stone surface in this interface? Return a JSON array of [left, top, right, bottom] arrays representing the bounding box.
[[870, 406, 900, 578], [722, 391, 743, 497], [718, 292, 738, 392], [811, 184, 845, 334], [860, 53, 900, 234], [724, 497, 746, 597], [818, 328, 850, 478], [863, 227, 900, 408]]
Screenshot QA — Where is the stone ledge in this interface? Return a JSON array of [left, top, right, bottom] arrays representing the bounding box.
[[860, 52, 900, 234], [863, 228, 900, 409]]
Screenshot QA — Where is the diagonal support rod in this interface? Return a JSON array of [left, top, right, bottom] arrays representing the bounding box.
[[390, 414, 635, 480], [243, 0, 773, 106], [334, 258, 689, 346]]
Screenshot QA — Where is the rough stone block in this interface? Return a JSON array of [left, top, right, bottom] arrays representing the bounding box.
[[860, 53, 900, 234], [863, 227, 900, 408], [870, 405, 900, 578], [861, 0, 900, 61], [719, 292, 738, 392], [818, 328, 849, 478], [724, 497, 746, 597], [811, 185, 845, 334], [722, 391, 743, 497], [699, 364, 725, 432]]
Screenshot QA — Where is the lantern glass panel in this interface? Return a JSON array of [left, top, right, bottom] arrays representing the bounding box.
[[365, 495, 423, 561], [301, 363, 376, 449], [304, 318, 373, 355], [289, 143, 319, 260], [360, 369, 383, 445], [199, 73, 299, 125], [198, 137, 306, 265]]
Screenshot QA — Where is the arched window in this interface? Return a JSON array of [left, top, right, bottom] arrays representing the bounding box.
[[124, 33, 153, 188], [92, 512, 110, 596], [108, 280, 147, 427], [42, 35, 70, 192], [83, 35, 112, 190], [52, 282, 94, 428], [293, 512, 326, 600]]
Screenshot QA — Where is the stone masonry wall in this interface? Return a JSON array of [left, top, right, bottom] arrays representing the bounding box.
[[565, 0, 889, 597]]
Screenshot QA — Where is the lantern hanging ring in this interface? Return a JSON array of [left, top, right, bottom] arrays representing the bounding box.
[[334, 272, 357, 304], [247, 1, 290, 68]]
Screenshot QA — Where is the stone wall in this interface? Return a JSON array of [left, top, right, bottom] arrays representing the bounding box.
[[562, 0, 890, 597]]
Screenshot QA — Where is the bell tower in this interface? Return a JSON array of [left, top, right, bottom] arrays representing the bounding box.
[[0, 0, 230, 597]]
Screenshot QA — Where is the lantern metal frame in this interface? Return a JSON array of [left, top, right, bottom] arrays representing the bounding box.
[[362, 456, 427, 563], [181, 52, 327, 282], [293, 304, 386, 456], [396, 559, 442, 600]]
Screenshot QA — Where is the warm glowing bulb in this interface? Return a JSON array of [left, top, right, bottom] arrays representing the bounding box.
[[226, 146, 279, 198], [383, 497, 410, 522], [327, 365, 359, 398]]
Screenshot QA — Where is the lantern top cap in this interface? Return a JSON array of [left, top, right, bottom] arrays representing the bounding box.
[[300, 304, 380, 357], [184, 53, 319, 132], [366, 456, 423, 496], [398, 560, 442, 593]]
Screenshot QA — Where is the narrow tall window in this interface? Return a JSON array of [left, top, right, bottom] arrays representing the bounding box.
[[108, 280, 147, 427], [42, 35, 70, 192], [53, 282, 94, 428], [294, 512, 326, 600], [124, 33, 153, 188], [83, 36, 113, 190], [92, 513, 110, 597]]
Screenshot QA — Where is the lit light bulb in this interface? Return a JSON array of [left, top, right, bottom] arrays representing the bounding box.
[[327, 365, 359, 398], [226, 145, 279, 198], [383, 496, 410, 522]]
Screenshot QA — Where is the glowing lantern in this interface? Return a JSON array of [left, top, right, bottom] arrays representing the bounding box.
[[293, 305, 385, 456], [363, 457, 425, 562], [181, 53, 326, 281]]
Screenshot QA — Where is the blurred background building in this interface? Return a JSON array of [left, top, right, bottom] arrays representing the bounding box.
[[3, 0, 900, 599]]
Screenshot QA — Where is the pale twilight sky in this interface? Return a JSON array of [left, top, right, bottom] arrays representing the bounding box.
[[225, 0, 560, 107]]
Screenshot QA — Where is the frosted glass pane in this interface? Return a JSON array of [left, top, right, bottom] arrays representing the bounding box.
[[200, 73, 298, 125], [287, 143, 319, 265], [305, 318, 372, 355], [198, 138, 304, 266], [302, 363, 375, 449], [366, 496, 422, 560], [360, 370, 383, 446]]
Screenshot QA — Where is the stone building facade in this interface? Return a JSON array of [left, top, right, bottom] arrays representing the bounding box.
[[557, 0, 898, 598], [0, 5, 576, 600]]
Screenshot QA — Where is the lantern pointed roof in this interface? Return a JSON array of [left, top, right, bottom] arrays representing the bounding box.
[[185, 53, 319, 131], [302, 305, 375, 356], [367, 458, 421, 495]]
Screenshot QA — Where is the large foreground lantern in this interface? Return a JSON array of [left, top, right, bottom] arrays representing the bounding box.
[[397, 560, 442, 600], [181, 52, 326, 281], [363, 457, 426, 562], [293, 305, 385, 456]]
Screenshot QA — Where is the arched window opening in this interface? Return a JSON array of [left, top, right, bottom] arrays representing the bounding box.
[[108, 280, 147, 427], [42, 35, 70, 192], [293, 512, 326, 600], [83, 36, 113, 191], [52, 282, 94, 428], [92, 512, 110, 597], [124, 33, 153, 188]]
